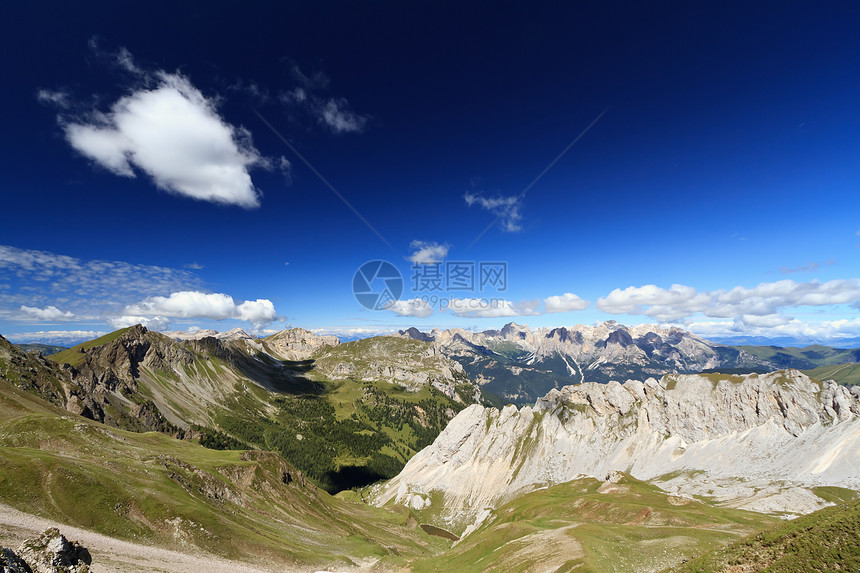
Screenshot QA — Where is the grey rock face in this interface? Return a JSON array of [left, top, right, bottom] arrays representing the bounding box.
[[13, 528, 91, 573], [311, 337, 478, 402], [263, 328, 339, 360], [372, 371, 860, 531], [0, 547, 32, 573]]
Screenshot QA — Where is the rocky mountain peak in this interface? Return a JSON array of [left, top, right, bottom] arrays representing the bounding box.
[[398, 327, 433, 342], [264, 327, 339, 360], [3, 528, 92, 573], [499, 322, 531, 340]]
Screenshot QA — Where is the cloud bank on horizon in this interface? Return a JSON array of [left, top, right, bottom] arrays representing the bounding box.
[[2, 241, 858, 344]]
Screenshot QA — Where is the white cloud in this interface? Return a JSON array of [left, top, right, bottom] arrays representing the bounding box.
[[597, 279, 860, 323], [683, 317, 860, 343], [19, 305, 75, 321], [0, 245, 200, 317], [319, 98, 368, 133], [446, 298, 540, 318], [108, 315, 171, 331], [544, 292, 589, 313], [464, 193, 522, 232], [385, 298, 434, 318], [407, 241, 449, 265], [36, 89, 70, 109], [115, 47, 142, 75], [310, 326, 397, 339], [278, 65, 368, 135], [735, 314, 792, 328], [596, 284, 710, 321], [122, 291, 278, 327], [278, 155, 292, 185], [63, 71, 264, 207], [5, 330, 106, 344]]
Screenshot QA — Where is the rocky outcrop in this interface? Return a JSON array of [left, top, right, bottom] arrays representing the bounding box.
[[73, 325, 194, 391], [0, 335, 75, 411], [2, 528, 92, 572], [0, 547, 31, 572], [311, 337, 479, 402], [264, 328, 339, 360], [371, 371, 860, 532]]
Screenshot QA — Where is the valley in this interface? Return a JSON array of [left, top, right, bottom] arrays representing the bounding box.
[[0, 323, 858, 572]]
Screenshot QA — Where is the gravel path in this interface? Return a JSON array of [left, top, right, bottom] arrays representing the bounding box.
[[0, 503, 293, 573]]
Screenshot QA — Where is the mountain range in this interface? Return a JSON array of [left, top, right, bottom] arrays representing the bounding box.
[[0, 323, 858, 571], [2, 325, 482, 492], [396, 321, 860, 402]]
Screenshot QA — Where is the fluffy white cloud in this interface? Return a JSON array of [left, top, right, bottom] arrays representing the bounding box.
[[446, 298, 541, 318], [122, 291, 278, 327], [735, 314, 793, 328], [597, 279, 860, 323], [19, 305, 75, 321], [464, 193, 523, 232], [407, 241, 449, 265], [596, 284, 710, 321], [544, 293, 589, 313], [63, 72, 264, 207], [683, 317, 860, 343], [385, 298, 434, 318]]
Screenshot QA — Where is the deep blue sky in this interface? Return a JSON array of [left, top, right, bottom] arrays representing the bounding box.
[[1, 1, 859, 345]]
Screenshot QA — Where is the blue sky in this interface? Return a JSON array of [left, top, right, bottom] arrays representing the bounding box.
[[1, 1, 859, 346]]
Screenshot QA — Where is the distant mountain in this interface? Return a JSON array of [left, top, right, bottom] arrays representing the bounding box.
[[13, 342, 67, 355], [708, 334, 860, 348], [396, 321, 860, 403]]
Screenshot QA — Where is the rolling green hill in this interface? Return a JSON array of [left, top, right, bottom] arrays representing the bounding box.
[[667, 497, 860, 572], [735, 344, 860, 370], [411, 474, 778, 573], [35, 326, 480, 493], [803, 362, 860, 386], [0, 376, 443, 569]]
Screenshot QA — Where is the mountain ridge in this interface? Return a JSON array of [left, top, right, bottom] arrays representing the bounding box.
[[371, 370, 860, 536], [395, 321, 860, 402]]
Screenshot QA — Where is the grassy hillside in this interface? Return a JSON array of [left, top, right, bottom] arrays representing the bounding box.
[[412, 474, 778, 573], [36, 327, 477, 493], [667, 498, 860, 572], [214, 378, 467, 492], [803, 362, 860, 386], [47, 328, 130, 367], [0, 377, 444, 569], [735, 344, 860, 370]]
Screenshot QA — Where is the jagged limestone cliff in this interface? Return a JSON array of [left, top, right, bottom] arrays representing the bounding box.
[[371, 370, 860, 534]]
